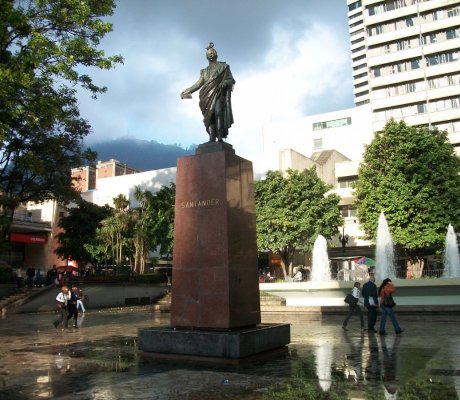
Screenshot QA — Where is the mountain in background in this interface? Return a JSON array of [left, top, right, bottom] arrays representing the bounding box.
[[87, 138, 196, 171]]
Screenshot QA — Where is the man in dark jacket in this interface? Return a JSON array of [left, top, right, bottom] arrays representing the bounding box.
[[362, 273, 378, 332]]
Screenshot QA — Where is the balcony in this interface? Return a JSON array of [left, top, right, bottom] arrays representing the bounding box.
[[11, 213, 52, 233]]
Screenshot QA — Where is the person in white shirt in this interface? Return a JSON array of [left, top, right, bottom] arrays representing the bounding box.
[[53, 286, 70, 329], [342, 281, 365, 331]]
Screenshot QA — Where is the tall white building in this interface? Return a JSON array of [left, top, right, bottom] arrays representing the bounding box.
[[348, 0, 460, 151]]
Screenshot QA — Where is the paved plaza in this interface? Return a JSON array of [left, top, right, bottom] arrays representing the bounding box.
[[0, 308, 459, 399]]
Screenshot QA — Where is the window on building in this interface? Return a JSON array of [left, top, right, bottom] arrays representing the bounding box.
[[352, 45, 366, 54], [411, 59, 420, 70], [448, 7, 460, 18], [386, 2, 396, 12], [348, 1, 362, 12], [312, 117, 352, 131], [351, 37, 365, 45], [338, 176, 358, 189], [350, 28, 364, 37], [417, 103, 427, 114], [354, 72, 368, 79], [354, 81, 368, 89], [353, 54, 366, 62], [340, 205, 358, 218], [447, 28, 458, 40], [355, 90, 369, 97], [353, 63, 367, 71], [349, 12, 362, 21], [313, 138, 323, 151], [350, 20, 362, 29], [426, 50, 460, 66]]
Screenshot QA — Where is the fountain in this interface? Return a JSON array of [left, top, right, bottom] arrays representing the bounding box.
[[311, 235, 331, 282], [260, 215, 460, 309], [442, 224, 460, 278], [375, 212, 396, 281]]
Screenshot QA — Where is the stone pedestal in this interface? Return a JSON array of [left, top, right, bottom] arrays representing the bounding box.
[[138, 323, 290, 361], [171, 143, 260, 329], [139, 143, 290, 361]]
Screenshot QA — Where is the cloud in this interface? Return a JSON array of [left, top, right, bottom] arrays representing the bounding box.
[[229, 23, 353, 166]]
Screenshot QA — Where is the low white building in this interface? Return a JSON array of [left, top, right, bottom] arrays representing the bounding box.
[[259, 104, 373, 173], [81, 167, 177, 208]]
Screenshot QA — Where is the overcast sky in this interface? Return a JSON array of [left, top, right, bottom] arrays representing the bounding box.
[[78, 0, 354, 162]]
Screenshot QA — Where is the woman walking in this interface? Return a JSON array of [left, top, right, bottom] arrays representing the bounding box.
[[53, 286, 70, 330], [378, 278, 403, 335], [342, 281, 364, 331]]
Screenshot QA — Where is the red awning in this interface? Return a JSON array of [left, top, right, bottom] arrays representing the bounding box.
[[9, 232, 48, 244]]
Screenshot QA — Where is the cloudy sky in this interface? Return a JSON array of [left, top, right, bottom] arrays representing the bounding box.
[[78, 0, 355, 163]]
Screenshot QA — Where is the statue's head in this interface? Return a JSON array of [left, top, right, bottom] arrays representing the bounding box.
[[206, 42, 218, 61]]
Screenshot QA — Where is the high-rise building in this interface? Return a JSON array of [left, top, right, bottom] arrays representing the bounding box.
[[348, 0, 460, 151]]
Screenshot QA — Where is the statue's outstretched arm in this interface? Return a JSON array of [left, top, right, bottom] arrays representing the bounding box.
[[181, 74, 204, 99]]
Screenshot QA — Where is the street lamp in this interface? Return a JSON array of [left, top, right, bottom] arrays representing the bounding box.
[[339, 226, 349, 256]]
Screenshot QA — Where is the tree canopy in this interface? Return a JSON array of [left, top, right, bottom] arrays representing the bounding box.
[[55, 199, 112, 264], [355, 120, 460, 260], [0, 0, 122, 238], [254, 168, 342, 276]]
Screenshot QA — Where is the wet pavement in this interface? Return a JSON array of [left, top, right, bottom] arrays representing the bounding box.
[[0, 308, 459, 399]]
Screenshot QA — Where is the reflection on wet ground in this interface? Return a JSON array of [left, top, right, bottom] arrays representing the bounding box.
[[0, 309, 459, 399]]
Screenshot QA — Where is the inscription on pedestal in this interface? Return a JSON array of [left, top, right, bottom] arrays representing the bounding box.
[[180, 198, 222, 208]]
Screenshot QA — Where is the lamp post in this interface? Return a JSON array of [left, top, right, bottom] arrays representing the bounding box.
[[339, 225, 349, 257]]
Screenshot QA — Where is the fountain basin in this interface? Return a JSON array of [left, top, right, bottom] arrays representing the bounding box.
[[260, 278, 460, 308]]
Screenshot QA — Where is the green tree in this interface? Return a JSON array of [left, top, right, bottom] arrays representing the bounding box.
[[111, 194, 131, 266], [355, 120, 460, 276], [0, 0, 122, 239], [83, 194, 132, 270], [132, 187, 155, 274], [255, 168, 342, 277], [55, 200, 112, 265], [150, 183, 175, 258], [131, 184, 175, 274]]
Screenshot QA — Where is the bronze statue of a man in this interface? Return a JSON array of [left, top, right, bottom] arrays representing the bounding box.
[[181, 43, 235, 142]]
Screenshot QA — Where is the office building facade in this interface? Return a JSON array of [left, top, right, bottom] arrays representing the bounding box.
[[348, 0, 460, 151]]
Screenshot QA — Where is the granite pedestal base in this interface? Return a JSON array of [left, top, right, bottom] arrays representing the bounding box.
[[138, 323, 290, 364]]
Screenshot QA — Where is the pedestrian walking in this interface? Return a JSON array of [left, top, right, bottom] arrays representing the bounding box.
[[378, 278, 403, 335], [362, 273, 378, 332], [67, 286, 81, 328], [26, 265, 35, 288], [76, 290, 86, 313], [342, 281, 364, 331], [53, 286, 70, 330], [15, 267, 24, 288]]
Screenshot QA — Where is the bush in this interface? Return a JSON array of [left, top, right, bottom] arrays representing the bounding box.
[[134, 273, 168, 284]]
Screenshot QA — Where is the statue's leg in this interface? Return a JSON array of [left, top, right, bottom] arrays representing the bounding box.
[[216, 116, 223, 142], [208, 124, 216, 142], [214, 99, 223, 142]]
